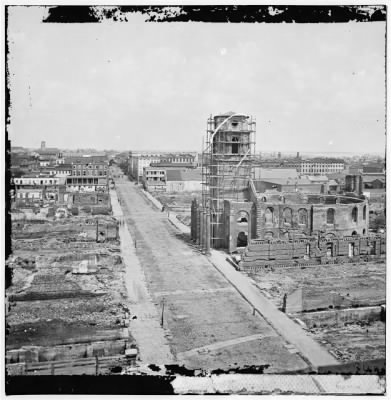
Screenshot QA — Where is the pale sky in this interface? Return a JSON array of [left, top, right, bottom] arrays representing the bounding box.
[[7, 7, 386, 153]]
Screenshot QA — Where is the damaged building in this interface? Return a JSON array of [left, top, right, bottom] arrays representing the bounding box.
[[191, 112, 384, 263]]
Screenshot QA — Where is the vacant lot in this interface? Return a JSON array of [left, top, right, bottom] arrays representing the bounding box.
[[308, 321, 385, 362], [246, 262, 385, 364], [155, 192, 202, 226], [246, 262, 385, 311]]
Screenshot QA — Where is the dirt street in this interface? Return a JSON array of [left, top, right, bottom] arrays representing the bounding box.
[[114, 174, 309, 372]]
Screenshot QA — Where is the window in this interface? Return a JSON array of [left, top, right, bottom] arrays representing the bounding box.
[[363, 205, 367, 220], [265, 207, 274, 225], [283, 208, 292, 226], [326, 243, 333, 257], [327, 208, 335, 224], [232, 137, 239, 154], [352, 207, 358, 223], [348, 242, 354, 257], [237, 232, 248, 247], [298, 208, 308, 225], [237, 211, 248, 224]]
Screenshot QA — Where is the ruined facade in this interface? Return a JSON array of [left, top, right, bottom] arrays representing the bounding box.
[[240, 234, 386, 271], [191, 112, 378, 264]]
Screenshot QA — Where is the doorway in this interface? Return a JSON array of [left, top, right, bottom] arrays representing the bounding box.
[[237, 231, 248, 247]]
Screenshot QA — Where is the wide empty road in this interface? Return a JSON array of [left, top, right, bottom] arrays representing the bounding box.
[[116, 179, 309, 372]]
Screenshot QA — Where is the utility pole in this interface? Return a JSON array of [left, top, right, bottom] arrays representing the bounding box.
[[160, 297, 165, 327]]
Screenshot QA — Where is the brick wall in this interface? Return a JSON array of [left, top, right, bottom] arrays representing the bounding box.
[[240, 234, 385, 269], [222, 200, 254, 252]]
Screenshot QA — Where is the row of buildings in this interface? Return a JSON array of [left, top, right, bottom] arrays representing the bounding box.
[[257, 157, 346, 175], [10, 142, 109, 208], [126, 152, 384, 199]]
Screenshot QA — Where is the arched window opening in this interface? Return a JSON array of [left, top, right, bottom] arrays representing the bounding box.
[[265, 231, 274, 239], [327, 208, 335, 224], [352, 207, 358, 223], [363, 205, 367, 220], [298, 208, 308, 226], [352, 231, 357, 236], [306, 243, 310, 256], [363, 228, 366, 235], [237, 211, 249, 224], [265, 207, 274, 225], [237, 232, 248, 247], [232, 137, 239, 154], [261, 197, 267, 202], [283, 208, 292, 226]]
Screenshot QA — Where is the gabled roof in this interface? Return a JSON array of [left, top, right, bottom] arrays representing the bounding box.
[[362, 174, 385, 183]]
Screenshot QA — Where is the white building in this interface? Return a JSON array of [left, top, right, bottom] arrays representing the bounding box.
[[300, 159, 345, 175], [128, 152, 161, 181]]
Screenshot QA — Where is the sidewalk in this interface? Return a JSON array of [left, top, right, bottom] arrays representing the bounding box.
[[208, 250, 338, 370], [109, 187, 174, 365]]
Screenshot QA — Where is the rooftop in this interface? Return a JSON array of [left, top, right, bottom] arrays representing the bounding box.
[[305, 175, 329, 182], [166, 169, 202, 182], [65, 156, 108, 164], [150, 162, 195, 168], [302, 158, 345, 164], [36, 148, 60, 154], [253, 167, 298, 180], [362, 175, 385, 183]]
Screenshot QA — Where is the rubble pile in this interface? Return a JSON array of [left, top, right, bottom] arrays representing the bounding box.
[[6, 212, 136, 373], [308, 321, 385, 362], [248, 262, 385, 363]]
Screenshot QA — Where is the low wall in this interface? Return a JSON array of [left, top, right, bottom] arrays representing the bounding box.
[[318, 358, 385, 375], [6, 339, 128, 364], [292, 306, 382, 328]]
